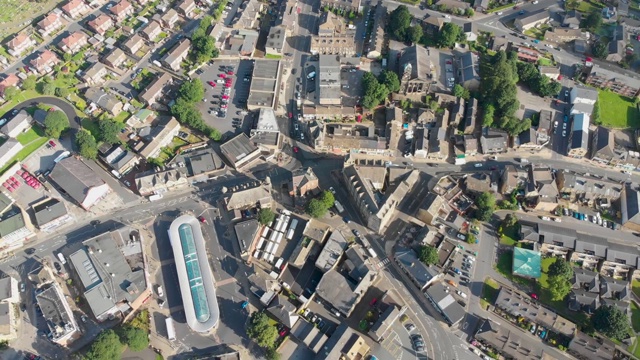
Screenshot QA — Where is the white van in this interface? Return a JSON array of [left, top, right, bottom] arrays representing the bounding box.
[[57, 253, 66, 265]]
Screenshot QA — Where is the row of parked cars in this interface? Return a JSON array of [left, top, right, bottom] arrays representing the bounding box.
[[560, 208, 615, 229]]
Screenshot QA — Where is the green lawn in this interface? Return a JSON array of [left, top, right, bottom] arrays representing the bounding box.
[[265, 54, 283, 59], [633, 279, 640, 298], [629, 338, 640, 359], [598, 90, 640, 128], [0, 90, 42, 118], [500, 223, 520, 246], [0, 137, 48, 175], [16, 126, 45, 145], [577, 0, 604, 13], [52, 74, 79, 90], [481, 278, 500, 308], [114, 111, 131, 123], [631, 301, 640, 333], [537, 57, 554, 66], [81, 118, 100, 138]]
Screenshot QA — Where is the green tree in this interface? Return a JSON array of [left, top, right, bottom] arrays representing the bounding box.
[[548, 258, 574, 280], [592, 39, 609, 59], [178, 79, 205, 103], [22, 75, 37, 91], [55, 87, 69, 98], [465, 8, 474, 17], [3, 86, 18, 101], [475, 192, 496, 221], [592, 305, 630, 341], [41, 82, 56, 95], [119, 325, 148, 351], [305, 198, 328, 218], [246, 312, 278, 348], [44, 110, 70, 139], [379, 70, 400, 93], [483, 104, 495, 126], [319, 190, 335, 208], [452, 84, 470, 99], [437, 23, 464, 48], [582, 11, 602, 32], [418, 245, 438, 265], [502, 213, 518, 228], [191, 35, 218, 64], [265, 347, 281, 360], [257, 208, 275, 225], [388, 5, 412, 41], [85, 329, 123, 360], [466, 233, 476, 244], [406, 25, 423, 44], [565, 0, 578, 9], [362, 72, 389, 109], [63, 52, 72, 62], [548, 275, 572, 301], [98, 118, 123, 144], [76, 129, 98, 159]]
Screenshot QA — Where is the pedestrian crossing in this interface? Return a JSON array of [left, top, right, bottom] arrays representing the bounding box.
[[376, 257, 390, 269]]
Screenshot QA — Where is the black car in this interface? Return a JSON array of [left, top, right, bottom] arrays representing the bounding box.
[[54, 262, 62, 272], [24, 248, 36, 255], [291, 68, 297, 75]]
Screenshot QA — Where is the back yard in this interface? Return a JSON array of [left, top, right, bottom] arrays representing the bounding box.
[[598, 90, 640, 128]]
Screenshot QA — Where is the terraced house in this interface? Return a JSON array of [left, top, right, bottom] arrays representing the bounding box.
[[110, 0, 134, 22], [58, 31, 88, 54], [30, 50, 60, 74], [6, 33, 36, 57], [87, 14, 114, 35], [37, 12, 64, 38], [61, 0, 90, 18]]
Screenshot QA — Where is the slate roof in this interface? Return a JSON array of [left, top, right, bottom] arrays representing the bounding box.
[[49, 157, 107, 206]]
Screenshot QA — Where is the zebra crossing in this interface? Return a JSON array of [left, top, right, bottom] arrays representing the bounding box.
[[376, 257, 390, 269]]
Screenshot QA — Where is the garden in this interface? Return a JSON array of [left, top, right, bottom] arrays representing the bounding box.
[[597, 89, 640, 128]]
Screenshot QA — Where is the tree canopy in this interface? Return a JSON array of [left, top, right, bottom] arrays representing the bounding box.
[[44, 110, 70, 139], [475, 192, 496, 221], [407, 25, 423, 44], [246, 312, 278, 348], [306, 199, 328, 218], [190, 15, 219, 65], [98, 118, 123, 145], [592, 39, 609, 59], [85, 329, 123, 360], [387, 6, 412, 41], [119, 325, 148, 352], [452, 84, 470, 100], [582, 11, 602, 32], [379, 70, 400, 93], [319, 190, 335, 209], [592, 305, 630, 341], [362, 72, 389, 109], [437, 23, 465, 48], [257, 208, 276, 225], [3, 86, 18, 101], [178, 79, 205, 103], [548, 258, 574, 280], [548, 275, 572, 301], [517, 62, 562, 98], [418, 245, 438, 265], [76, 129, 98, 159], [22, 75, 36, 91], [41, 82, 56, 96]]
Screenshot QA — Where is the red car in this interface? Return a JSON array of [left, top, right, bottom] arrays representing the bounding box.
[[49, 140, 56, 147], [218, 73, 226, 78], [530, 293, 539, 300], [207, 81, 215, 86], [288, 112, 292, 118], [293, 146, 299, 153], [224, 84, 231, 88], [369, 298, 377, 306], [227, 71, 234, 75], [198, 216, 207, 223], [222, 95, 229, 99], [221, 104, 228, 108]]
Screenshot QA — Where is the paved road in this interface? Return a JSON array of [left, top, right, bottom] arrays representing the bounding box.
[[11, 96, 81, 129]]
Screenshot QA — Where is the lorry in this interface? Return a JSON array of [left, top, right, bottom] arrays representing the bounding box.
[[166, 317, 176, 340]]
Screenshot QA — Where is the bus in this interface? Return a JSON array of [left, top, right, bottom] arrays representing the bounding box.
[[166, 317, 176, 340], [286, 228, 295, 240], [276, 232, 284, 244]]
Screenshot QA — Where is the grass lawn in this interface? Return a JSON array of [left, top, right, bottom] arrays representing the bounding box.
[[114, 111, 131, 123], [537, 57, 554, 66], [577, 0, 604, 13], [631, 301, 640, 333], [500, 223, 520, 246], [52, 74, 79, 90], [0, 137, 48, 175], [524, 27, 547, 40], [16, 126, 46, 145], [265, 54, 283, 59], [629, 338, 640, 359], [0, 89, 42, 117], [598, 89, 640, 128], [633, 279, 640, 298], [81, 118, 100, 138], [481, 278, 500, 308]]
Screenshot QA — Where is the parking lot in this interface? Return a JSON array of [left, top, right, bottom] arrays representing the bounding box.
[[443, 248, 474, 308], [197, 59, 256, 138]]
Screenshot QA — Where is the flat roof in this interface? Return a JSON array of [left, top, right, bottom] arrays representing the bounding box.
[[169, 215, 219, 332]]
